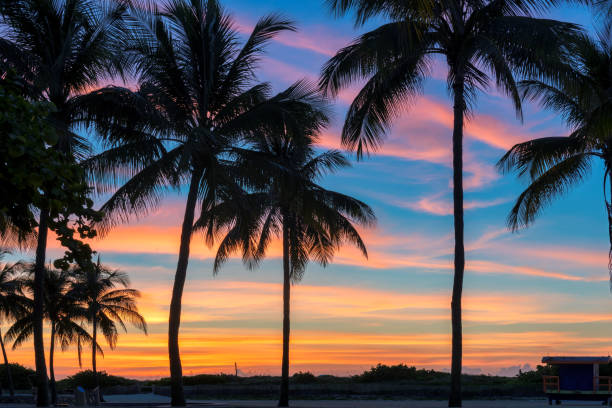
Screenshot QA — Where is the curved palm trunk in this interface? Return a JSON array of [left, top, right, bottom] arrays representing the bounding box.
[[449, 75, 466, 408], [278, 219, 291, 407], [0, 328, 15, 397], [169, 171, 201, 407], [33, 208, 50, 407], [92, 313, 100, 404], [49, 323, 57, 405]]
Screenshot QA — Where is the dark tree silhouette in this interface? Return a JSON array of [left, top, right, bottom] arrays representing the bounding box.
[[0, 250, 28, 397], [78, 1, 329, 405], [499, 30, 612, 281], [319, 0, 579, 405], [68, 259, 146, 402], [5, 266, 99, 404], [198, 82, 375, 407], [0, 1, 127, 404]]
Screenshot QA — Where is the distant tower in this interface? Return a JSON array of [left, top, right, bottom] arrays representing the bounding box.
[[235, 362, 238, 377]]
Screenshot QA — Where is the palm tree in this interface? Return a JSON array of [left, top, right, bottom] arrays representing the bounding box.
[[78, 1, 331, 405], [0, 250, 28, 398], [5, 266, 99, 404], [197, 83, 376, 406], [0, 1, 128, 404], [499, 31, 612, 279], [68, 259, 146, 402], [319, 1, 580, 405]]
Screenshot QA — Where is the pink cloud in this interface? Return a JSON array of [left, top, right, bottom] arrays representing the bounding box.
[[399, 193, 509, 216], [234, 17, 349, 58]]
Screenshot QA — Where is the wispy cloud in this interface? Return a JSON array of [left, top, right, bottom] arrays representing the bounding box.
[[396, 193, 510, 216]]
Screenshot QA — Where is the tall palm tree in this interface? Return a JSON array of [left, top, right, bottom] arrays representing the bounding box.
[[499, 31, 612, 278], [68, 259, 146, 402], [0, 1, 128, 404], [5, 266, 99, 404], [198, 83, 376, 407], [0, 250, 28, 398], [319, 1, 579, 405], [78, 1, 331, 405]]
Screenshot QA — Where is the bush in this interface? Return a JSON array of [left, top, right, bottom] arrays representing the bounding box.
[[292, 371, 317, 384], [0, 363, 35, 390], [56, 370, 137, 391], [354, 364, 449, 383], [513, 365, 558, 384], [155, 373, 237, 386]]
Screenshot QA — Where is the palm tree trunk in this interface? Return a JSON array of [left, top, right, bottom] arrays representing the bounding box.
[[92, 314, 99, 404], [449, 74, 466, 408], [278, 217, 291, 407], [33, 208, 50, 407], [169, 171, 201, 407], [0, 328, 14, 397], [49, 323, 56, 405]]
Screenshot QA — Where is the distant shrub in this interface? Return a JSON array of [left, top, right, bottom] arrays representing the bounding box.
[[56, 370, 137, 390], [292, 371, 317, 384], [513, 365, 558, 384], [354, 364, 449, 383], [0, 363, 35, 390], [155, 373, 237, 386]]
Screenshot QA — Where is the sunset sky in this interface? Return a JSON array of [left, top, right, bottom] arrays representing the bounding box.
[[8, 0, 612, 380]]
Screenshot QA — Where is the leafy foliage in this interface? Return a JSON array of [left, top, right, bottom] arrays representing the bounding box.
[[68, 259, 147, 353], [354, 363, 449, 383], [0, 363, 35, 390], [498, 30, 612, 278], [291, 371, 317, 384], [0, 74, 100, 267], [56, 370, 137, 390]]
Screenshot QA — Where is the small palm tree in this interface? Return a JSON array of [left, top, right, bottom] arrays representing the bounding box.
[[319, 0, 580, 404], [68, 259, 147, 401], [0, 1, 128, 403], [198, 83, 376, 406], [499, 31, 612, 279], [5, 266, 99, 404], [0, 250, 28, 397], [79, 1, 327, 405]]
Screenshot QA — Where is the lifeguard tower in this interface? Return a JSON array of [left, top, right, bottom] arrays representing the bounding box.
[[542, 356, 612, 405]]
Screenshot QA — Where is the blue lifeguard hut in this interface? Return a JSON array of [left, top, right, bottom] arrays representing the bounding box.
[[542, 356, 612, 405]]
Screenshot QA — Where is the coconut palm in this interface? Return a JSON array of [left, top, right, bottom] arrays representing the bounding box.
[[4, 266, 99, 404], [499, 31, 612, 279], [198, 83, 376, 406], [0, 1, 128, 403], [67, 259, 146, 402], [319, 1, 580, 405], [77, 1, 330, 405], [0, 250, 28, 397]]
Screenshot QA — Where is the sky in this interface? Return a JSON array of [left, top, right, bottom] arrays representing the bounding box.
[[7, 0, 612, 380]]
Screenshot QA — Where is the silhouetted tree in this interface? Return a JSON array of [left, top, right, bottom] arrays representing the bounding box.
[[320, 1, 579, 405], [0, 1, 127, 403], [499, 30, 612, 281], [78, 1, 327, 405], [5, 266, 99, 404], [0, 250, 28, 397], [68, 259, 146, 402], [198, 83, 375, 406]]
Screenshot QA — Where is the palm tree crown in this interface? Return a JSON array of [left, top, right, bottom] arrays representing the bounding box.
[[4, 266, 98, 404], [499, 30, 612, 278], [0, 250, 28, 398]]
